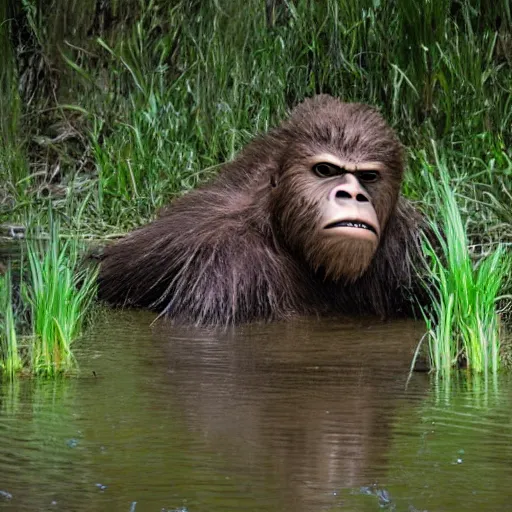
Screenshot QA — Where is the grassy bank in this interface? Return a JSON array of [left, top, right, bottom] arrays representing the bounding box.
[[1, 1, 511, 232], [1, 0, 511, 374]]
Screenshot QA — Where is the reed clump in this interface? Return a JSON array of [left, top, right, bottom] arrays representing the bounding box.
[[0, 223, 98, 379], [418, 146, 511, 376]]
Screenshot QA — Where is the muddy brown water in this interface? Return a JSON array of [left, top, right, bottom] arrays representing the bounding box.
[[1, 311, 512, 512]]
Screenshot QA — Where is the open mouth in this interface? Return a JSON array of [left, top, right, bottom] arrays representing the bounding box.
[[324, 220, 378, 235]]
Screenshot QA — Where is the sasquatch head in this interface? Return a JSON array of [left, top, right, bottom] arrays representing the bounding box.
[[270, 95, 404, 281]]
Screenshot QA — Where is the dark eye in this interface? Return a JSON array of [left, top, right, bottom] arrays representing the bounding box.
[[312, 162, 341, 178], [355, 171, 380, 183]]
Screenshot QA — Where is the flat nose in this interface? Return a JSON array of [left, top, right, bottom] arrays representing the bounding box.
[[329, 174, 370, 203]]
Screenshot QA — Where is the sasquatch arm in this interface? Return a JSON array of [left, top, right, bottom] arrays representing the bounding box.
[[97, 189, 304, 326]]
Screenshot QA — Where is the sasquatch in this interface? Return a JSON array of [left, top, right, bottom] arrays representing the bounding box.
[[98, 95, 427, 325]]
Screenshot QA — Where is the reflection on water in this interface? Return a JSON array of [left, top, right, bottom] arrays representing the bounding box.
[[1, 311, 512, 511]]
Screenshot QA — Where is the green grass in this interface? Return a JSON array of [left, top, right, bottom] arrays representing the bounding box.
[[22, 222, 99, 377], [3, 1, 511, 231], [0, 221, 99, 379], [416, 144, 512, 375], [0, 266, 23, 379]]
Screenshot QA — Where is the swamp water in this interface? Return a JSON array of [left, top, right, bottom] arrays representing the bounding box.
[[1, 312, 512, 512]]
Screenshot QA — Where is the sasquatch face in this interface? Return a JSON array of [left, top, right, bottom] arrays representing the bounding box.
[[271, 96, 404, 281]]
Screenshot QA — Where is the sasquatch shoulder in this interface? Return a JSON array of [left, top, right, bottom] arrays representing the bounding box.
[[97, 187, 309, 325]]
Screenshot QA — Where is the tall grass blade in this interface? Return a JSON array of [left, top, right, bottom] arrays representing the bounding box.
[[0, 266, 23, 379]]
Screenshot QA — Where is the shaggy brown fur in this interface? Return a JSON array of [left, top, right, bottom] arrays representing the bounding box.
[[97, 95, 427, 325]]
